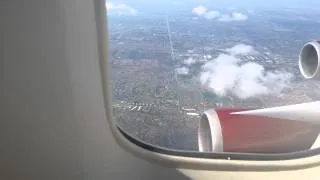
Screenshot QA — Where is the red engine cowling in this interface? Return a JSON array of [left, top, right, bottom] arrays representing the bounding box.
[[198, 108, 320, 153]]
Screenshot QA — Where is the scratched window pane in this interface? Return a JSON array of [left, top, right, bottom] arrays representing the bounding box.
[[107, 0, 320, 154]]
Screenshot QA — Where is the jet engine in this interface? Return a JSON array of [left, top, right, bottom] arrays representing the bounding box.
[[299, 41, 320, 79], [198, 41, 320, 153]]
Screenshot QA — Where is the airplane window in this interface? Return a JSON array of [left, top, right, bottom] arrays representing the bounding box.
[[107, 0, 320, 157]]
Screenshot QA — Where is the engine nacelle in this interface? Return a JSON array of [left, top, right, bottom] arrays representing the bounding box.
[[299, 41, 320, 79], [198, 108, 320, 153]]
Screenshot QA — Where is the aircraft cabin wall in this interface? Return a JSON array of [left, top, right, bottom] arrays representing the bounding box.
[[0, 0, 189, 179]]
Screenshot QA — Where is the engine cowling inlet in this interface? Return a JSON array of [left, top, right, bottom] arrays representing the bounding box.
[[299, 40, 320, 79]]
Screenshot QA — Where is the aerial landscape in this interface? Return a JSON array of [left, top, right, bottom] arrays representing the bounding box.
[[107, 0, 320, 151]]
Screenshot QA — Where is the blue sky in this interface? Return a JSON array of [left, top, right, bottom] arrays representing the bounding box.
[[106, 0, 320, 17], [108, 0, 320, 9]]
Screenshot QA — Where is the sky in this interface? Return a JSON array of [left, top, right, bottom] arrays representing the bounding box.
[[106, 0, 320, 17], [107, 0, 320, 10]]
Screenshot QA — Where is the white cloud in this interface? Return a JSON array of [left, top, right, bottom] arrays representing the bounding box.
[[225, 44, 257, 55], [204, 10, 221, 19], [231, 12, 248, 21], [175, 67, 189, 75], [218, 12, 248, 22], [199, 44, 293, 99], [183, 57, 197, 66], [192, 5, 248, 21], [192, 5, 208, 16], [106, 1, 138, 16]]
